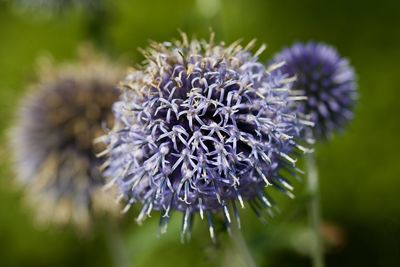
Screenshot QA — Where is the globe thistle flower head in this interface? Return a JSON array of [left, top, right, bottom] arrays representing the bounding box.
[[102, 34, 311, 241], [10, 47, 124, 231], [272, 42, 357, 139]]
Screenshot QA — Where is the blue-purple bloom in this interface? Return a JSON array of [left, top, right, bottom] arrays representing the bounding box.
[[272, 42, 357, 139], [101, 34, 311, 240]]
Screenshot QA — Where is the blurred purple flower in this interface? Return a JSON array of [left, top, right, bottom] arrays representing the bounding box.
[[273, 42, 357, 139], [10, 48, 123, 231]]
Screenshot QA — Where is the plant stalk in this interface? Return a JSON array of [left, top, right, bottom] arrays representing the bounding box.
[[231, 227, 257, 267], [306, 153, 325, 267], [105, 220, 130, 267]]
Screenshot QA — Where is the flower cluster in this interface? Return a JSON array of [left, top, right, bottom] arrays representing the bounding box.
[[9, 32, 358, 241], [10, 48, 124, 230], [272, 42, 357, 139], [100, 34, 311, 240]]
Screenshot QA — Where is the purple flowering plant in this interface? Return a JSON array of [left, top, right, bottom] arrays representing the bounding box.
[[273, 42, 357, 139], [99, 33, 313, 241]]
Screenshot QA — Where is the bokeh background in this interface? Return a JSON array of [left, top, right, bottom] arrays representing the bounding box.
[[0, 0, 399, 266]]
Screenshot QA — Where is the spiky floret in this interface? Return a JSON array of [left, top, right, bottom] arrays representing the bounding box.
[[272, 42, 357, 139], [10, 48, 124, 230], [102, 34, 311, 241]]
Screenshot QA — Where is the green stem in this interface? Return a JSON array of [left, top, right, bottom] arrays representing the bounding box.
[[306, 153, 325, 267], [231, 228, 257, 267], [105, 220, 130, 267]]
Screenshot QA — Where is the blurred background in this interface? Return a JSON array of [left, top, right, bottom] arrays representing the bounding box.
[[0, 0, 399, 266]]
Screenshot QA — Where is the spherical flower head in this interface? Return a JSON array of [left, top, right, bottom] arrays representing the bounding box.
[[10, 47, 124, 231], [103, 34, 310, 240], [272, 42, 357, 139]]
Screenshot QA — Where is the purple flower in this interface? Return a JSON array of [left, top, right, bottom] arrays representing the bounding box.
[[101, 34, 311, 241], [272, 42, 357, 139], [10, 49, 124, 230]]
